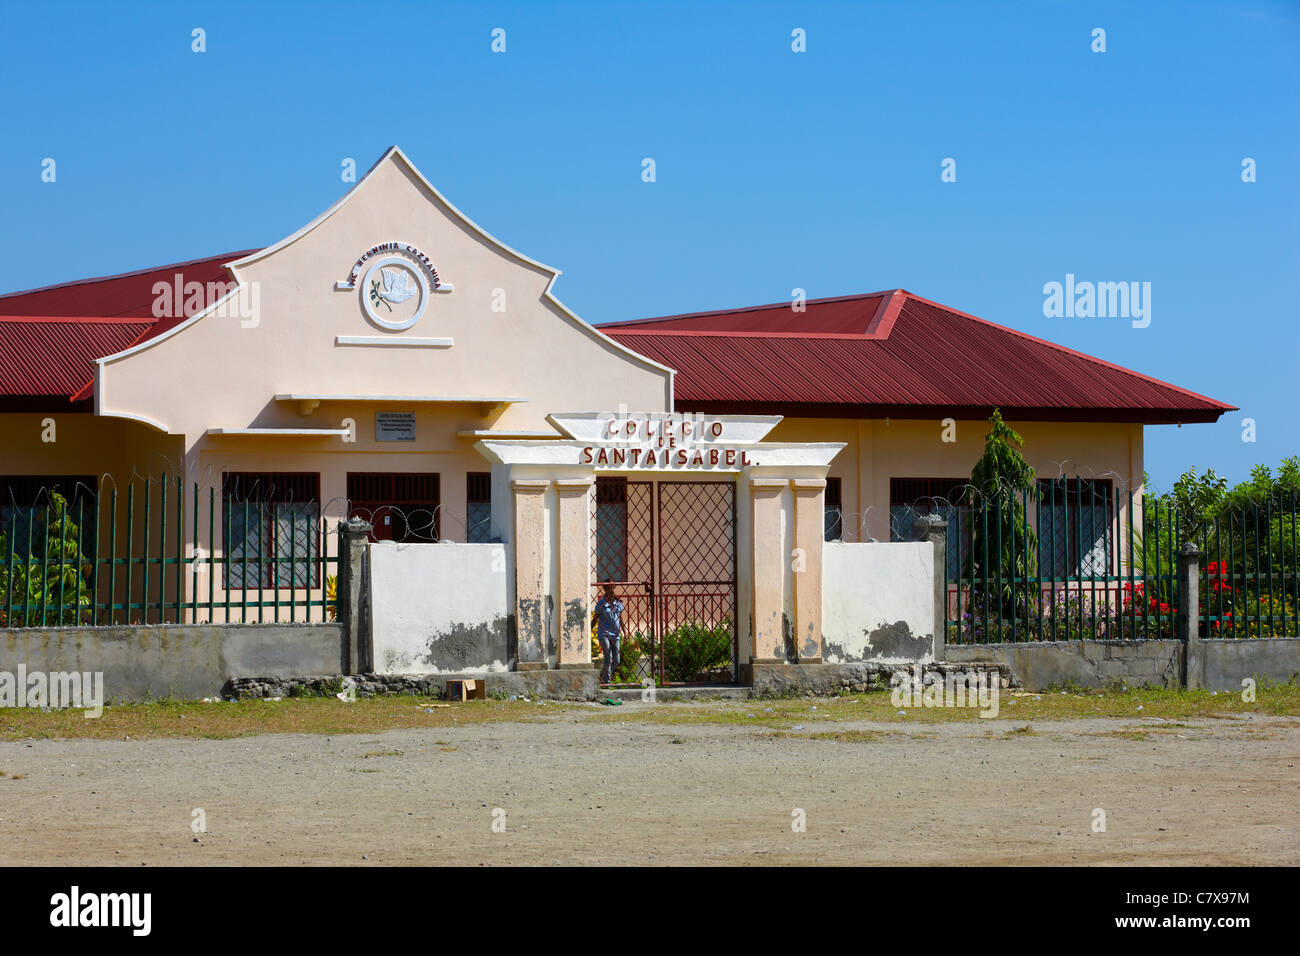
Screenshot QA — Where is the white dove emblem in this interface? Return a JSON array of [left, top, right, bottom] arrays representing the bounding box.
[[379, 267, 417, 304]]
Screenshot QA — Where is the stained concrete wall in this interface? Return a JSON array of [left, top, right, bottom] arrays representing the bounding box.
[[368, 541, 509, 674], [1200, 639, 1300, 692], [822, 541, 935, 663], [944, 640, 1183, 690], [0, 623, 344, 702]]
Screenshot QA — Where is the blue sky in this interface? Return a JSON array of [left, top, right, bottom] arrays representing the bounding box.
[[2, 0, 1296, 489]]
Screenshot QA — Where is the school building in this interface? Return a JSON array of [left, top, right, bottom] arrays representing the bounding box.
[[0, 147, 1234, 686]]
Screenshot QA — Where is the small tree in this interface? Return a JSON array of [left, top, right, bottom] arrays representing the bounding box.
[[961, 409, 1038, 634]]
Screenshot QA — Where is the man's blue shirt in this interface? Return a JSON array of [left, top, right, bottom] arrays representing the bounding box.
[[594, 598, 624, 639]]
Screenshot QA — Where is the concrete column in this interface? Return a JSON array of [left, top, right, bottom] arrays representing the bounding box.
[[512, 479, 550, 671], [792, 478, 826, 662], [749, 478, 788, 662], [1179, 542, 1205, 689], [915, 514, 949, 663], [555, 478, 594, 669], [336, 518, 372, 674]]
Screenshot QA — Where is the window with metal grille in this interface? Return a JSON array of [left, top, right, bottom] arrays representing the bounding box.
[[594, 477, 628, 582], [0, 475, 97, 561], [889, 477, 968, 580], [346, 473, 439, 542], [824, 476, 843, 542], [222, 472, 320, 589], [1037, 478, 1114, 579], [467, 472, 492, 543]]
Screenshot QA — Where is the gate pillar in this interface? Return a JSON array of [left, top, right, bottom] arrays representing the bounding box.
[[749, 477, 789, 661], [792, 478, 826, 662], [556, 477, 595, 668], [512, 479, 550, 670]]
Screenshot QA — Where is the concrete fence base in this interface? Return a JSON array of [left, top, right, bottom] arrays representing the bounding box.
[[944, 638, 1300, 692], [0, 624, 345, 703], [741, 660, 1017, 696], [227, 667, 600, 701], [1199, 638, 1300, 692], [945, 640, 1184, 691]]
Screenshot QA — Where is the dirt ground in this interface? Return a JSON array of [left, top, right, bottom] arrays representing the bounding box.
[[1, 703, 1297, 866], [2, 697, 1300, 868]]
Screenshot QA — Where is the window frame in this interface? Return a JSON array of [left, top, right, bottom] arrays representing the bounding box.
[[888, 477, 970, 581], [466, 472, 493, 543], [594, 477, 630, 583], [346, 472, 440, 543], [824, 476, 843, 542], [221, 472, 321, 590], [0, 475, 98, 562], [1036, 476, 1115, 580]]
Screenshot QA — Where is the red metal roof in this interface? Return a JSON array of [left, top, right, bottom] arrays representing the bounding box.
[[0, 255, 1235, 424], [0, 251, 256, 318], [0, 251, 256, 405], [0, 316, 151, 399], [602, 291, 1236, 424]]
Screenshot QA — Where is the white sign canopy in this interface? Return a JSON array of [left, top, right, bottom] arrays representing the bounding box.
[[475, 412, 844, 473]]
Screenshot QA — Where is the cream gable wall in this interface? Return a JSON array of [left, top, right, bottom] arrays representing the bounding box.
[[93, 147, 673, 448]]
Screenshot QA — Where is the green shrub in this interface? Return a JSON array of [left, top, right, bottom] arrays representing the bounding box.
[[660, 619, 733, 682], [602, 620, 734, 684]]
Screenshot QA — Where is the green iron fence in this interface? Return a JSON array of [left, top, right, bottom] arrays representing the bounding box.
[[941, 480, 1179, 643], [940, 479, 1299, 643], [1198, 491, 1298, 638], [0, 476, 339, 627]]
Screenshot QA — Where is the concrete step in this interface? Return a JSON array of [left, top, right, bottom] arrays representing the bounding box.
[[598, 684, 749, 701]]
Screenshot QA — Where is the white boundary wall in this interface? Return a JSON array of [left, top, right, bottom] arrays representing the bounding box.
[[822, 541, 935, 663], [369, 542, 510, 674]]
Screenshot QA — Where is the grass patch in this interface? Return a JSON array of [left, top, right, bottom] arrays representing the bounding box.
[[2, 682, 1297, 741], [0, 696, 549, 742], [591, 683, 1300, 727]]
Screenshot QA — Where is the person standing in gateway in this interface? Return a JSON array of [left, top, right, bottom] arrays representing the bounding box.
[[594, 584, 624, 684]]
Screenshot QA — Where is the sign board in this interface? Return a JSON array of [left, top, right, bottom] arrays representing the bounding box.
[[547, 412, 782, 445], [476, 412, 844, 473], [376, 412, 416, 442]]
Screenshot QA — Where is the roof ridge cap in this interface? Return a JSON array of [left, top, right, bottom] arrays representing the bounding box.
[[606, 328, 877, 340], [599, 289, 900, 329]]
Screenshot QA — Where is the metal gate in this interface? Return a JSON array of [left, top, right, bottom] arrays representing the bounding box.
[[591, 478, 737, 685]]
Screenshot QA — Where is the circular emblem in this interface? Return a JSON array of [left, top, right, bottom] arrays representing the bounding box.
[[361, 255, 428, 331]]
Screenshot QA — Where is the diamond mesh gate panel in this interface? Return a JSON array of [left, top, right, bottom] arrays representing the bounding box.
[[590, 478, 737, 685], [657, 481, 737, 684]]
